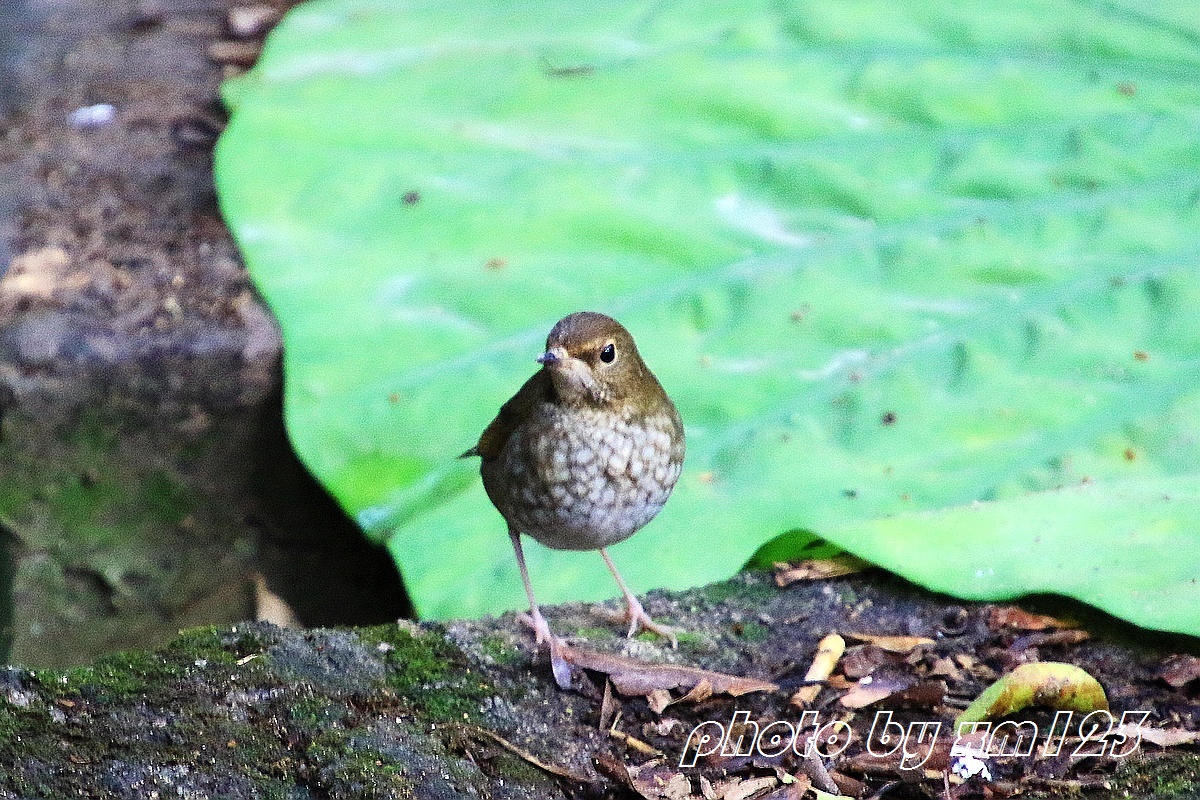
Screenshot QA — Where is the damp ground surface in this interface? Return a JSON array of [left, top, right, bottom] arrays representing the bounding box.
[[0, 570, 1196, 799]]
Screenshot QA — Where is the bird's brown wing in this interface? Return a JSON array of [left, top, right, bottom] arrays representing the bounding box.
[[461, 369, 553, 461]]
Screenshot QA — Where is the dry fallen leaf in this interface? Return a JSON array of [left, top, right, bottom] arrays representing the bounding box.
[[825, 674, 856, 690], [1010, 629, 1090, 651], [767, 774, 810, 800], [927, 656, 963, 682], [1160, 654, 1200, 688], [838, 680, 897, 709], [892, 679, 947, 709], [648, 689, 673, 715], [806, 633, 847, 680], [988, 606, 1073, 631], [253, 573, 301, 628], [645, 718, 681, 737], [563, 646, 777, 697], [1132, 725, 1200, 748], [450, 723, 593, 783], [838, 673, 946, 710], [676, 678, 714, 705], [626, 759, 693, 800], [790, 633, 845, 707], [843, 728, 954, 776], [828, 770, 868, 798], [773, 554, 870, 586], [845, 632, 935, 654], [609, 725, 663, 757], [840, 645, 895, 679], [599, 679, 618, 731], [718, 775, 777, 800]]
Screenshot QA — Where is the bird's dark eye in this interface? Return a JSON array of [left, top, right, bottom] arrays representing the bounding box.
[[599, 343, 616, 363]]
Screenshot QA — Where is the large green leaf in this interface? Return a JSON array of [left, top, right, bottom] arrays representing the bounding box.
[[215, 0, 1200, 633], [830, 476, 1200, 636]]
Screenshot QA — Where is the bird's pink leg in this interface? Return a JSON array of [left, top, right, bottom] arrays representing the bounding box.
[[509, 530, 574, 687], [600, 548, 678, 648]]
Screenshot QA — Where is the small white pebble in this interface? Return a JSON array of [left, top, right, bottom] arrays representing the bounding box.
[[69, 103, 116, 130]]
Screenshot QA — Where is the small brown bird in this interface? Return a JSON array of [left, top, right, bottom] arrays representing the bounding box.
[[464, 312, 685, 673]]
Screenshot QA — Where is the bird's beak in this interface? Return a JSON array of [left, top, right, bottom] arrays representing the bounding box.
[[536, 346, 567, 366]]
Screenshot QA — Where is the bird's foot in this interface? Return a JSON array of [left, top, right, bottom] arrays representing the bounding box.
[[516, 611, 577, 689], [516, 609, 556, 648], [595, 597, 678, 648]]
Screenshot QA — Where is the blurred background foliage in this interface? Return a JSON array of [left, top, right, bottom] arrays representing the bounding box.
[[215, 0, 1200, 634]]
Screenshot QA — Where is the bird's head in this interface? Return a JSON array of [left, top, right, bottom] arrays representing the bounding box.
[[537, 311, 666, 414]]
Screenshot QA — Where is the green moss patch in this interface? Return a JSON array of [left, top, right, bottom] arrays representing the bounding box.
[[359, 623, 492, 722]]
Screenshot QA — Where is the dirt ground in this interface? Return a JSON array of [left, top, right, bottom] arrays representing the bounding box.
[[0, 569, 1197, 799], [0, 0, 407, 669]]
